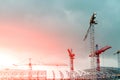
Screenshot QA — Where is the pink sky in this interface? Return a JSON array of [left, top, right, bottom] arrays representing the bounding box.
[[0, 20, 74, 66], [0, 0, 119, 71]]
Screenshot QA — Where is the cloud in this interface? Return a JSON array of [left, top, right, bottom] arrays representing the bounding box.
[[0, 0, 120, 70]]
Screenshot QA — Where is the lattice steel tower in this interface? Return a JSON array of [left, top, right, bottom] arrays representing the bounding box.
[[83, 12, 97, 80], [114, 50, 120, 68]]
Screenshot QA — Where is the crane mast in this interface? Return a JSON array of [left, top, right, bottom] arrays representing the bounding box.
[[67, 49, 75, 80], [28, 58, 32, 80], [114, 50, 120, 68], [83, 12, 97, 80]]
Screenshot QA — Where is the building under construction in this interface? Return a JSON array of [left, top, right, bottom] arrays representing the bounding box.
[[0, 66, 120, 80]]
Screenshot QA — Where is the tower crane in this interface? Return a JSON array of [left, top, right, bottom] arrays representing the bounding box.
[[83, 12, 97, 80], [89, 44, 111, 71], [114, 50, 120, 68], [28, 58, 32, 80], [67, 49, 75, 79], [12, 58, 38, 80]]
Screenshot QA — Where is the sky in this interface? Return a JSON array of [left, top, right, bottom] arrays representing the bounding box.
[[0, 0, 120, 71]]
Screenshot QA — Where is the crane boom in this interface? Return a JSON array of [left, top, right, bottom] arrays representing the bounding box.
[[83, 25, 91, 41], [67, 49, 75, 59], [83, 12, 97, 41], [89, 45, 111, 72], [89, 46, 111, 57], [96, 46, 111, 55]]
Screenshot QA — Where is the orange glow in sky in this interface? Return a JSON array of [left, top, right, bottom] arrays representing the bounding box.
[[0, 21, 71, 68], [0, 48, 18, 67], [0, 0, 119, 72]]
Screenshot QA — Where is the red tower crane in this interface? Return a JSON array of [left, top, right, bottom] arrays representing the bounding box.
[[89, 44, 111, 71], [28, 58, 32, 80], [67, 49, 75, 71], [67, 49, 75, 79]]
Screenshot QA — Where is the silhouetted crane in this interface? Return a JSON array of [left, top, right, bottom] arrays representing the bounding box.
[[114, 50, 120, 68]]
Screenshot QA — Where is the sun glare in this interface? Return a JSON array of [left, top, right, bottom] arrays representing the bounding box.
[[0, 49, 17, 67]]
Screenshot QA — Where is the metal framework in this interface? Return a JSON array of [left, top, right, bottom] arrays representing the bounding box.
[[114, 50, 120, 68], [83, 12, 97, 80], [67, 49, 75, 79], [0, 68, 119, 80], [89, 45, 111, 71], [0, 69, 47, 80]]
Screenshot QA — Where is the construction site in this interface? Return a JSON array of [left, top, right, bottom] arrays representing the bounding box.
[[0, 12, 120, 80]]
